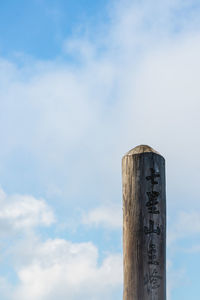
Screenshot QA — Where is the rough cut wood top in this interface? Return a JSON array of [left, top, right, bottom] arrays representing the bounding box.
[[123, 144, 163, 158]]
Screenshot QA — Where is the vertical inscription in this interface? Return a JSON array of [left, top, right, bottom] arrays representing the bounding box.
[[146, 191, 160, 214], [144, 168, 162, 294], [144, 269, 162, 293], [146, 168, 160, 185], [144, 220, 161, 235], [148, 243, 159, 265]]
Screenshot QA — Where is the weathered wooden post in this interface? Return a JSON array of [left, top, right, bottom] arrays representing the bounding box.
[[122, 145, 166, 300]]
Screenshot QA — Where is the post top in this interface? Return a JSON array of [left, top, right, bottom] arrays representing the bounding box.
[[123, 145, 162, 157]]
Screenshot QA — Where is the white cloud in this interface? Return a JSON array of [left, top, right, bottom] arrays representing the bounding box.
[[0, 1, 200, 298], [13, 238, 122, 300], [0, 0, 200, 209], [82, 205, 122, 229], [0, 188, 55, 234], [0, 188, 122, 300]]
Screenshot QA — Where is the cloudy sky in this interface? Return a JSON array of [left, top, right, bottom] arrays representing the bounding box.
[[0, 0, 200, 299]]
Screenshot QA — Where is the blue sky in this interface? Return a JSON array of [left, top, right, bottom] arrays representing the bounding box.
[[0, 0, 109, 59], [0, 0, 200, 299]]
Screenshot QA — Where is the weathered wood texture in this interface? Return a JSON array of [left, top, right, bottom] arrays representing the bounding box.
[[122, 145, 166, 300]]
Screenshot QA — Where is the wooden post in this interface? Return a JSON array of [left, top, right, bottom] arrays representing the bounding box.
[[122, 145, 166, 300]]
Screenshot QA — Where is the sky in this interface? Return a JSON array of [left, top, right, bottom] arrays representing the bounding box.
[[0, 0, 200, 299]]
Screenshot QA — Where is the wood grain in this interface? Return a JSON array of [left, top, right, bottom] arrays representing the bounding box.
[[122, 145, 166, 300]]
